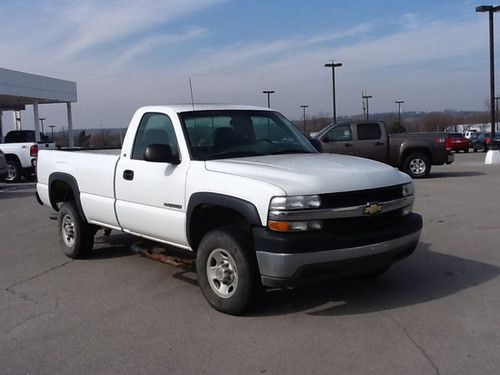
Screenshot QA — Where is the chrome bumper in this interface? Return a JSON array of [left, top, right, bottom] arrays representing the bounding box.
[[256, 230, 421, 285]]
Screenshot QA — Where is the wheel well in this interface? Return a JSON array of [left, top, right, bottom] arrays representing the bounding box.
[[49, 180, 75, 211], [5, 154, 21, 165], [401, 148, 431, 166], [188, 205, 252, 251]]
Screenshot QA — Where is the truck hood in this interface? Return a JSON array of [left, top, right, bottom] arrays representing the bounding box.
[[205, 153, 410, 195]]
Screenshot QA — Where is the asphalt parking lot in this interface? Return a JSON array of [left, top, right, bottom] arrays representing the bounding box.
[[1, 152, 499, 375]]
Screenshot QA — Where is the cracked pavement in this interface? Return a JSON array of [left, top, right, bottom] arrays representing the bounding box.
[[1, 153, 500, 374]]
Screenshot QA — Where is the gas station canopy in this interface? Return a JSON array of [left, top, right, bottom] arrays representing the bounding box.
[[0, 67, 77, 145]]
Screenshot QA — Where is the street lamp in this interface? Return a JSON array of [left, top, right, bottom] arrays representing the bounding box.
[[476, 5, 500, 153], [39, 117, 46, 134], [262, 90, 275, 108], [324, 60, 342, 123], [300, 105, 309, 134], [362, 94, 373, 120], [395, 100, 404, 124]]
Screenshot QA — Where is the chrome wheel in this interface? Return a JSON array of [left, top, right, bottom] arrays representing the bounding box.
[[409, 158, 426, 176], [61, 214, 76, 247], [206, 248, 238, 299], [5, 164, 17, 182]]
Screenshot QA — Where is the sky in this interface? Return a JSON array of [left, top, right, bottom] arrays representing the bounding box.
[[0, 0, 498, 131]]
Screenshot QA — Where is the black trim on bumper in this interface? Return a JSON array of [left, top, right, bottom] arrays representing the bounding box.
[[253, 212, 422, 254]]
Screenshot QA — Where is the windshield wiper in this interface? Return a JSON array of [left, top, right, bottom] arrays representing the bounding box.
[[208, 151, 263, 160], [270, 149, 310, 155]]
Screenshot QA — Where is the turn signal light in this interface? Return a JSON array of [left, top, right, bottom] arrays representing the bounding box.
[[268, 220, 323, 232]]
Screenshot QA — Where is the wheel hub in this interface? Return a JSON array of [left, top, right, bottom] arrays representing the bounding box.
[[206, 249, 238, 298], [62, 214, 75, 247]]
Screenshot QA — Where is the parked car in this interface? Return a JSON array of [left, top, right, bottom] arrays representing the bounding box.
[[312, 122, 454, 178], [0, 149, 7, 180], [446, 132, 470, 153], [36, 105, 422, 314], [0, 130, 55, 182], [471, 131, 500, 152]]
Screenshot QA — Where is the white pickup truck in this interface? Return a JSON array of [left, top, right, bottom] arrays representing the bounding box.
[[36, 105, 422, 314], [1, 130, 55, 182]]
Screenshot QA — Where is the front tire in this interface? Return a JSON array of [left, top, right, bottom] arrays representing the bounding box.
[[403, 152, 431, 178], [58, 202, 94, 259], [196, 228, 259, 315]]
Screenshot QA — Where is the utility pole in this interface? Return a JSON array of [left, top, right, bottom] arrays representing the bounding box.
[[324, 60, 342, 123], [300, 105, 309, 134], [262, 90, 275, 108], [395, 100, 404, 124], [362, 94, 373, 120]]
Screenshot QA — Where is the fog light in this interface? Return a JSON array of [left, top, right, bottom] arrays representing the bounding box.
[[401, 204, 413, 216]]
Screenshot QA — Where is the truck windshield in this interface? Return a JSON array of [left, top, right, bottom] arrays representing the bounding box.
[[179, 110, 316, 160]]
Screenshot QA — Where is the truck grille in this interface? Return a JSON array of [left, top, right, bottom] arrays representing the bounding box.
[[320, 185, 404, 209]]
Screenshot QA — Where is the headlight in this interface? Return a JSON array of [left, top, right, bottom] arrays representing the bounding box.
[[269, 195, 321, 210], [402, 182, 415, 197]]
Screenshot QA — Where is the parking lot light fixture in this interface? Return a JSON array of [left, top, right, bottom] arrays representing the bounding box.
[[324, 61, 342, 123], [476, 5, 500, 162], [362, 95, 373, 120], [262, 90, 275, 108], [395, 100, 404, 124]]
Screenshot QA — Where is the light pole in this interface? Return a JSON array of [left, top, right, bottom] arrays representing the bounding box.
[[476, 5, 500, 151], [495, 96, 500, 130], [362, 94, 373, 120], [324, 60, 342, 123], [395, 100, 404, 124], [300, 105, 309, 134], [39, 117, 46, 134], [49, 125, 55, 140], [262, 90, 275, 108]]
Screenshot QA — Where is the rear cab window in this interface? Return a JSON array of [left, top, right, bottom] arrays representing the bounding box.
[[356, 123, 382, 140]]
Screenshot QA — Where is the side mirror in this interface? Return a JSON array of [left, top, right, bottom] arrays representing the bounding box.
[[321, 135, 330, 143], [144, 144, 180, 164], [309, 138, 322, 152]]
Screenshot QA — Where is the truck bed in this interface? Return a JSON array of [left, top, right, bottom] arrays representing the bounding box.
[[37, 149, 121, 228]]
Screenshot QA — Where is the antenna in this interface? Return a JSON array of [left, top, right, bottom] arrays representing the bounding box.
[[189, 77, 195, 111]]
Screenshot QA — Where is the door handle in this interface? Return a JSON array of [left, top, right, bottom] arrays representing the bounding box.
[[344, 143, 353, 147], [374, 141, 384, 146], [123, 170, 134, 180]]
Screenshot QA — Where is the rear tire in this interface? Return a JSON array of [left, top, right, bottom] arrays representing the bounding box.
[[196, 228, 260, 315], [403, 152, 431, 178], [4, 159, 22, 183], [58, 202, 94, 259]]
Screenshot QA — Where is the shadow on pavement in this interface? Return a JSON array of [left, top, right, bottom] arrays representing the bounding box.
[[250, 242, 500, 317], [90, 233, 135, 259], [428, 171, 485, 178]]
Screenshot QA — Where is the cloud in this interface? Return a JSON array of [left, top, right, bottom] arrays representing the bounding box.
[[111, 27, 206, 70]]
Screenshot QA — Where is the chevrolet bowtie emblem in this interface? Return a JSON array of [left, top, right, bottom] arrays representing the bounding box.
[[364, 203, 383, 216]]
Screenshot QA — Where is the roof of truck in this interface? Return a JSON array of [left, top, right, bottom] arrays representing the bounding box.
[[139, 104, 273, 113]]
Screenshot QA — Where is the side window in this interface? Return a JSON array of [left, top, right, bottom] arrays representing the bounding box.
[[131, 113, 179, 160], [325, 125, 352, 141], [357, 123, 382, 140]]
